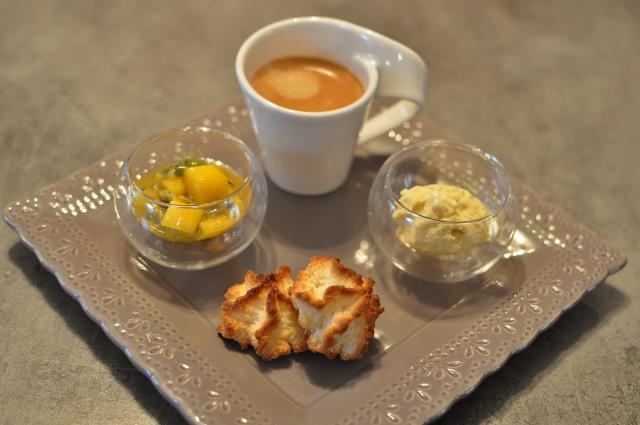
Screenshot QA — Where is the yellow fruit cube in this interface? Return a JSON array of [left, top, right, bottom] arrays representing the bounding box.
[[160, 177, 186, 197], [196, 214, 238, 240], [183, 164, 229, 204], [160, 199, 204, 235]]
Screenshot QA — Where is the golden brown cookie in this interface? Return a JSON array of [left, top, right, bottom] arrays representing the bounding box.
[[290, 257, 384, 360], [218, 266, 306, 360]]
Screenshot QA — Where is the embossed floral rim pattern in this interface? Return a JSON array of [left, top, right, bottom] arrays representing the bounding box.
[[3, 101, 626, 425]]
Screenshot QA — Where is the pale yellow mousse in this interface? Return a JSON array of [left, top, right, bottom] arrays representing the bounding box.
[[391, 184, 490, 255]]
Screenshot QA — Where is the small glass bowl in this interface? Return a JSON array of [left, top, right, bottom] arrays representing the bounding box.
[[368, 140, 517, 283], [114, 126, 268, 270]]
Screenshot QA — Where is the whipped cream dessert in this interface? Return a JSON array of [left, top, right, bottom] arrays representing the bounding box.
[[391, 184, 490, 255]]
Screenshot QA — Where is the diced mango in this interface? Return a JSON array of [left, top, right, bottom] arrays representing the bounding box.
[[136, 171, 163, 191], [160, 199, 204, 235], [196, 214, 238, 240], [183, 164, 229, 204], [160, 176, 186, 197]]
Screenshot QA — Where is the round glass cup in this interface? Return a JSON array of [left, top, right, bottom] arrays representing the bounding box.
[[368, 139, 517, 283], [114, 126, 268, 270]]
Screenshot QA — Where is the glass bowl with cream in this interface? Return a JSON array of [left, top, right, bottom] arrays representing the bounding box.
[[368, 140, 517, 283], [114, 127, 268, 270]]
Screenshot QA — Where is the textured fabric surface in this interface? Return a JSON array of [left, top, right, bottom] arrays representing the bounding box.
[[1, 1, 638, 424]]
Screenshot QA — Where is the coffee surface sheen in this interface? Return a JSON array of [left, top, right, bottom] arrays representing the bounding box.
[[250, 57, 364, 112]]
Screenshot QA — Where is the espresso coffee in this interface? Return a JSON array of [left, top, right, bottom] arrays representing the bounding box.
[[250, 57, 364, 112]]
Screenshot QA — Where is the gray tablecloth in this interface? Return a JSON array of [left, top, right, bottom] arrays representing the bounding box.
[[1, 1, 638, 424]]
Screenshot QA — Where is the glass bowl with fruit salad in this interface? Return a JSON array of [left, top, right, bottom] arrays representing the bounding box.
[[114, 126, 268, 269]]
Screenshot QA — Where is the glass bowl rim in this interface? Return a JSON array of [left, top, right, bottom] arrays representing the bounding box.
[[124, 126, 257, 209], [382, 139, 514, 224]]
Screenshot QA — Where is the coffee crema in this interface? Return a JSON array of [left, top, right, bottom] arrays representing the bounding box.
[[250, 57, 364, 112]]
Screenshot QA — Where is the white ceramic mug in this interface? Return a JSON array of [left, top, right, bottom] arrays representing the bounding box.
[[236, 16, 427, 195]]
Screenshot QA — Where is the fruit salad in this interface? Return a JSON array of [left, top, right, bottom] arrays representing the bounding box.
[[132, 157, 251, 242]]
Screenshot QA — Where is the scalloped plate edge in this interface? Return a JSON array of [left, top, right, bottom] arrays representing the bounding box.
[[2, 212, 200, 425]]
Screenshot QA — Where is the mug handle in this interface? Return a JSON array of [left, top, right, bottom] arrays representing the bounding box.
[[355, 35, 427, 144]]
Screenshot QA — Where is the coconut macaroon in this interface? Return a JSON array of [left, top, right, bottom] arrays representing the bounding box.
[[218, 267, 306, 361], [290, 257, 384, 361]]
